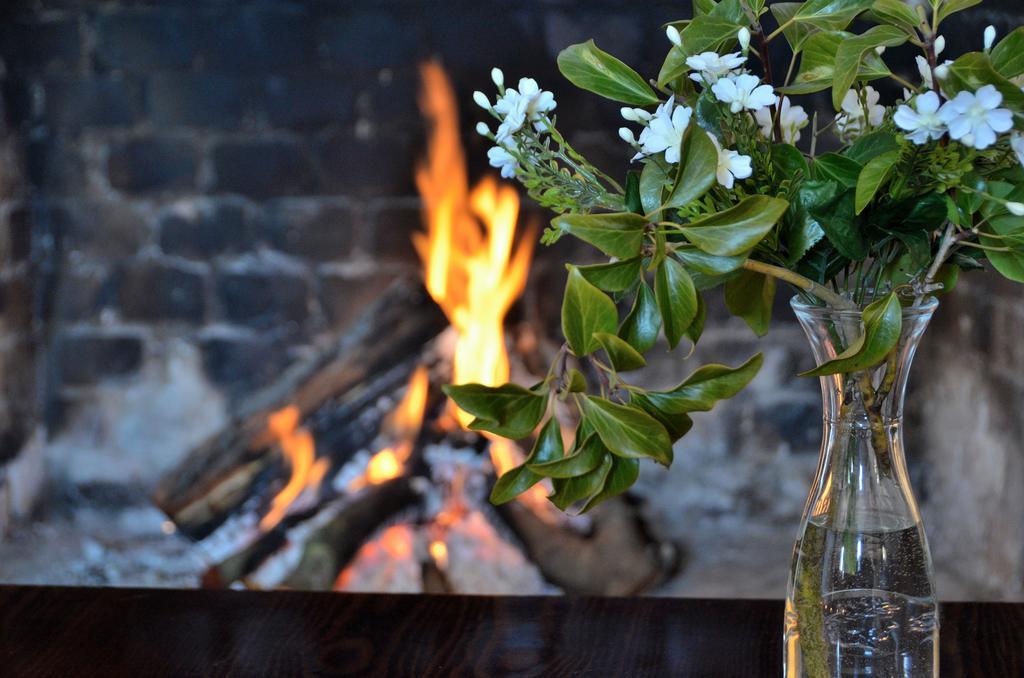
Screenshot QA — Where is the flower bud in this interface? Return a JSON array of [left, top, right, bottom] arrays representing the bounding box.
[[874, 46, 886, 56], [473, 90, 491, 109], [738, 27, 751, 55], [618, 127, 637, 145], [934, 35, 946, 56], [620, 107, 638, 122], [1007, 201, 1024, 216], [934, 63, 950, 80], [476, 122, 491, 137], [666, 25, 683, 48], [984, 25, 997, 51], [491, 68, 504, 89]]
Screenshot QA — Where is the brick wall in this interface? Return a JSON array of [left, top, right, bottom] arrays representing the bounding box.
[[1, 0, 1023, 597]]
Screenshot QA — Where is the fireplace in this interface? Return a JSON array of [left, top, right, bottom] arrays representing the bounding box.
[[2, 0, 1024, 601]]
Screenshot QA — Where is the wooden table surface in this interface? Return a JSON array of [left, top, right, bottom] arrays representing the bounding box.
[[0, 586, 1021, 677]]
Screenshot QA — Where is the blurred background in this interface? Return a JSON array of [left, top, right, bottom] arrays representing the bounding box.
[[0, 0, 1022, 600]]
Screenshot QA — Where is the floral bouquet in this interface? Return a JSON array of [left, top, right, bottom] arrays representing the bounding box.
[[444, 0, 1024, 511]]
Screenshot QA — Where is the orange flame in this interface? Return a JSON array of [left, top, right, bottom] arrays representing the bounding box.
[[413, 61, 534, 430], [429, 540, 449, 570], [260, 406, 330, 532], [351, 366, 430, 490]]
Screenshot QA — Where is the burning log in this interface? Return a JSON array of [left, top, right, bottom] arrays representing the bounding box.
[[153, 279, 447, 540]]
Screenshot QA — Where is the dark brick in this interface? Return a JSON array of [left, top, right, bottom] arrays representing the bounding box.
[[26, 136, 87, 194], [1, 78, 34, 129], [57, 331, 144, 386], [365, 200, 421, 265], [0, 273, 34, 329], [217, 268, 310, 328], [54, 267, 110, 322], [158, 198, 255, 259], [262, 73, 353, 130], [352, 68, 421, 131], [107, 136, 196, 194], [196, 6, 314, 72], [7, 204, 33, 262], [148, 72, 248, 129], [41, 76, 144, 129], [211, 139, 314, 198], [197, 327, 294, 396], [94, 9, 199, 71], [316, 131, 416, 197], [317, 11, 418, 70], [266, 198, 355, 262], [319, 272, 398, 331], [46, 200, 147, 260], [0, 18, 81, 72], [117, 259, 206, 323]]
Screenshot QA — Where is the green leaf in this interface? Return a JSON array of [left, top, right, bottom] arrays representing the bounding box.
[[771, 143, 810, 181], [675, 247, 748, 275], [813, 153, 863, 188], [781, 30, 890, 95], [680, 195, 790, 256], [832, 25, 908, 110], [664, 125, 718, 210], [725, 269, 776, 337], [769, 2, 821, 52], [619, 280, 662, 353], [640, 160, 672, 215], [562, 266, 619, 356], [868, 0, 923, 34], [685, 293, 706, 347], [489, 417, 563, 505], [799, 292, 903, 377], [993, 28, 1024, 79], [637, 353, 764, 413], [631, 395, 694, 443], [583, 396, 673, 465], [937, 0, 981, 24], [595, 332, 647, 371], [844, 130, 900, 164], [854, 150, 900, 215], [549, 454, 613, 511], [944, 52, 1024, 113], [580, 456, 640, 513], [443, 383, 548, 440], [528, 432, 605, 478], [577, 257, 642, 292], [558, 40, 659, 105], [785, 189, 827, 267], [655, 257, 698, 350], [551, 212, 647, 259], [624, 170, 642, 215], [566, 369, 588, 393], [981, 215, 1024, 282], [808, 189, 868, 260], [658, 15, 744, 84], [790, 0, 875, 31]]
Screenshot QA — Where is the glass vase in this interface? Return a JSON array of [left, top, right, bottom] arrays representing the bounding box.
[[785, 295, 940, 678]]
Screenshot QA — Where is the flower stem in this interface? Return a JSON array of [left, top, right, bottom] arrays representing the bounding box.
[[742, 259, 857, 309]]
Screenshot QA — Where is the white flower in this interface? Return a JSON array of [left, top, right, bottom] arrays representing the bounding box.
[[636, 98, 693, 164], [711, 73, 777, 112], [618, 127, 637, 145], [708, 135, 752, 189], [938, 85, 1014, 150], [666, 25, 683, 48], [754, 96, 808, 143], [621, 107, 652, 123], [686, 51, 747, 84], [487, 146, 518, 179], [1011, 133, 1024, 167], [491, 77, 557, 142], [473, 91, 491, 109], [738, 27, 751, 55], [984, 25, 997, 51], [894, 91, 946, 145], [1007, 201, 1024, 216], [916, 55, 952, 92], [835, 87, 885, 137], [934, 35, 946, 56], [935, 63, 950, 81], [491, 68, 504, 89], [475, 122, 490, 137]]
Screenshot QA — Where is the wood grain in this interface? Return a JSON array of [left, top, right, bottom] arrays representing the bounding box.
[[0, 586, 1020, 677]]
